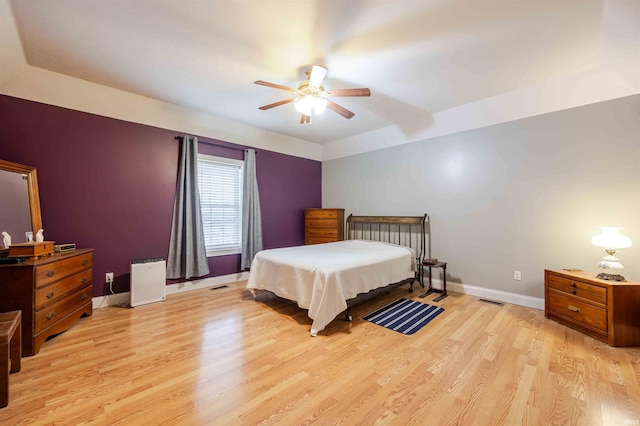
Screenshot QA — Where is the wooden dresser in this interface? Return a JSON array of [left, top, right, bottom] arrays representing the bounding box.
[[304, 208, 345, 245], [544, 269, 640, 347], [0, 249, 93, 356]]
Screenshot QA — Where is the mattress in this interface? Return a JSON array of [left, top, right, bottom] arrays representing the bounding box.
[[246, 240, 415, 336]]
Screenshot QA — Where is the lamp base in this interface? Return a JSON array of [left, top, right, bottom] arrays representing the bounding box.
[[596, 272, 627, 282]]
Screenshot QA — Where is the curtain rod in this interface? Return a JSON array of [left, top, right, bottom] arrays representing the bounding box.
[[174, 135, 252, 153]]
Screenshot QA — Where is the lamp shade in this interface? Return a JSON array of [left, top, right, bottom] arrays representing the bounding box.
[[591, 227, 632, 249]]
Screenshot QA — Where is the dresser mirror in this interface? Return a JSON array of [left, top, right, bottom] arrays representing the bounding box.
[[0, 159, 42, 254]]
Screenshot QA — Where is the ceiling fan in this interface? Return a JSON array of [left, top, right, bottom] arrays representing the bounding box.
[[255, 65, 371, 124]]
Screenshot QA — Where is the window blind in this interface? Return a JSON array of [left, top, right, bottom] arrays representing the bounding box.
[[197, 155, 243, 255]]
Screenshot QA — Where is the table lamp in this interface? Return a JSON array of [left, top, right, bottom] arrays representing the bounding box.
[[591, 226, 632, 281]]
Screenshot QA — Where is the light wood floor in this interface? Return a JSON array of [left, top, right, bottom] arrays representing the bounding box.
[[1, 282, 639, 425]]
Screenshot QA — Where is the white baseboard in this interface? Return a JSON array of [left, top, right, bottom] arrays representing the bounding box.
[[427, 279, 544, 310], [165, 272, 249, 295], [92, 292, 130, 309], [92, 271, 250, 309], [92, 272, 543, 311]]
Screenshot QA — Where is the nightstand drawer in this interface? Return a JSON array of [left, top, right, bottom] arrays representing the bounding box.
[[548, 290, 607, 334], [547, 273, 606, 305]]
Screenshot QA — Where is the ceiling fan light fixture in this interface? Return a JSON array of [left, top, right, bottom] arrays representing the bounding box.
[[313, 97, 327, 114], [294, 95, 327, 116], [256, 66, 369, 121], [308, 65, 328, 89], [294, 95, 315, 116]]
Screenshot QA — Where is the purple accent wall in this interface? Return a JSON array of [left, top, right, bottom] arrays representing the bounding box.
[[0, 95, 321, 296]]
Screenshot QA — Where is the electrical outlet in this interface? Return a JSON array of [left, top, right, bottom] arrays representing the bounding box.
[[106, 272, 114, 284], [513, 270, 522, 281]]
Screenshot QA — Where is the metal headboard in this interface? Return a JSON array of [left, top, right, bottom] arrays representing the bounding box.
[[346, 214, 428, 263]]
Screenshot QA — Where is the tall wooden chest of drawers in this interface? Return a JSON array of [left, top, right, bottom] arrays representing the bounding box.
[[545, 269, 640, 347], [304, 208, 345, 245], [0, 249, 93, 356]]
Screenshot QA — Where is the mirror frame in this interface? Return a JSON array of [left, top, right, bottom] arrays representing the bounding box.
[[0, 158, 43, 239]]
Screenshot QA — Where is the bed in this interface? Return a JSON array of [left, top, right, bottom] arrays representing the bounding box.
[[246, 214, 428, 336]]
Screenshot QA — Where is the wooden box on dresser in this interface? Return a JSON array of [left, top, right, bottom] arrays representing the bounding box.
[[545, 269, 640, 347], [304, 208, 345, 245], [0, 249, 93, 356]]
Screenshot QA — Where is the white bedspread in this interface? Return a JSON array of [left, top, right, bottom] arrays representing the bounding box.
[[246, 240, 415, 336]]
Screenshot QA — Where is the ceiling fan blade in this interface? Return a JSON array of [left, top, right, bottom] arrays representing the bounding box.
[[326, 88, 371, 97], [258, 98, 296, 110], [300, 114, 311, 124], [308, 65, 328, 89], [254, 80, 297, 92], [326, 100, 355, 119]]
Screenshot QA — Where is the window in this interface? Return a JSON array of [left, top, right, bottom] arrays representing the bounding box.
[[197, 154, 243, 256]]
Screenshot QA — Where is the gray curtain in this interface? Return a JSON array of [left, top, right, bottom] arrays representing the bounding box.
[[241, 149, 263, 269], [167, 136, 210, 279]]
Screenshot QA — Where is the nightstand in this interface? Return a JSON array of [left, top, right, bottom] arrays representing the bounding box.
[[545, 269, 640, 347], [419, 261, 448, 301]]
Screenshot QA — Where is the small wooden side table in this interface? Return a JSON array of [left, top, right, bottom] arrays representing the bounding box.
[[419, 261, 448, 302], [0, 310, 22, 408]]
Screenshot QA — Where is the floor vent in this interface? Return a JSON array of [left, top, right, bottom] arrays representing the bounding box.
[[210, 285, 229, 291], [479, 298, 504, 306]]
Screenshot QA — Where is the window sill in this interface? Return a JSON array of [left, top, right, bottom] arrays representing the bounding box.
[[206, 249, 241, 258]]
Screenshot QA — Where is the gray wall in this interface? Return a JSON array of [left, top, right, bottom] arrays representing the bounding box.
[[322, 95, 640, 305]]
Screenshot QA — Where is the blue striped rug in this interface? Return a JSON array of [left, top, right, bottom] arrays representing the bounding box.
[[362, 298, 444, 335]]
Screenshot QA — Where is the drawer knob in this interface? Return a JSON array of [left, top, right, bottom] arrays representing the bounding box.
[[570, 282, 576, 287], [46, 311, 55, 320], [47, 271, 55, 277], [81, 277, 87, 283], [81, 293, 88, 301], [568, 305, 581, 313], [82, 260, 87, 266], [571, 290, 576, 295], [46, 291, 54, 299]]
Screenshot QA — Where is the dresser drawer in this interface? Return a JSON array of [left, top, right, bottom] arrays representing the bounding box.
[[548, 274, 606, 304], [305, 228, 338, 238], [34, 252, 92, 288], [34, 285, 92, 333], [305, 237, 337, 245], [34, 269, 93, 308], [548, 290, 607, 334], [305, 209, 341, 220], [305, 219, 338, 229]]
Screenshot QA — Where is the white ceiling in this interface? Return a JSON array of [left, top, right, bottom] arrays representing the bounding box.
[[3, 0, 639, 153]]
